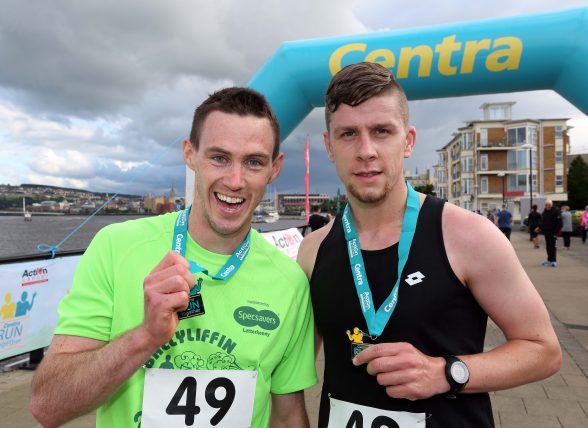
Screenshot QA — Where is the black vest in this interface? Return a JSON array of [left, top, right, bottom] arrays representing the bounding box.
[[310, 196, 494, 428]]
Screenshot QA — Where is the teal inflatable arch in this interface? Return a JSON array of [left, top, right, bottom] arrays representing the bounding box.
[[247, 7, 588, 142]]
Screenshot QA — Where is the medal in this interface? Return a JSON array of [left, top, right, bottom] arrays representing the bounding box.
[[172, 206, 251, 319], [347, 326, 376, 358], [178, 278, 205, 320]]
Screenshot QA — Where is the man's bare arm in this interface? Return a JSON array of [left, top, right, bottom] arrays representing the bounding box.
[[297, 226, 330, 360], [30, 251, 195, 427], [30, 330, 159, 427], [444, 205, 561, 392], [269, 391, 309, 428]]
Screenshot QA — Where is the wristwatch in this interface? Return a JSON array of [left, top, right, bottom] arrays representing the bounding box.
[[443, 355, 469, 396]]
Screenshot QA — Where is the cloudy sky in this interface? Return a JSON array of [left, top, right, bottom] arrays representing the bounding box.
[[1, 0, 587, 197]]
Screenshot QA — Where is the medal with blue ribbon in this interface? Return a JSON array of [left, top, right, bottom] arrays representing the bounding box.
[[342, 181, 420, 341], [172, 206, 251, 319]]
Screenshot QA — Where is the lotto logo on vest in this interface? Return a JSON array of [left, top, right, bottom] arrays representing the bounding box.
[[405, 271, 425, 286]]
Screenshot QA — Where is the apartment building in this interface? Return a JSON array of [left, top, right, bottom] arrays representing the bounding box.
[[434, 102, 569, 220]]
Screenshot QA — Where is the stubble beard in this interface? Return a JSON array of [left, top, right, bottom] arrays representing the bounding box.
[[348, 182, 393, 204]]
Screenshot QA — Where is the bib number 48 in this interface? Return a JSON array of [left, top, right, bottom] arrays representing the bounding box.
[[327, 397, 425, 428], [346, 410, 400, 428]]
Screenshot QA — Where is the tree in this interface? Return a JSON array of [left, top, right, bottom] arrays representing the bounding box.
[[413, 184, 436, 196], [567, 155, 588, 209]]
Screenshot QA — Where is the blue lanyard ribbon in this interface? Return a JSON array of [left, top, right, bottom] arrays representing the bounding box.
[[342, 181, 420, 337], [172, 206, 251, 283]]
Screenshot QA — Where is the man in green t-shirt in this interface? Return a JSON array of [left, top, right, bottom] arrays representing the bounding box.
[[30, 88, 317, 428]]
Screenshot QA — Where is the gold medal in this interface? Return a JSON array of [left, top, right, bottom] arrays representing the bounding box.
[[347, 326, 374, 359]]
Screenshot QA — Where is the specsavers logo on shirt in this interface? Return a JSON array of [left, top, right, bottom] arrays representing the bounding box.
[[234, 306, 280, 337]]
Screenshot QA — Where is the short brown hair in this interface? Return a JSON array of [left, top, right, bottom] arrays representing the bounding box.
[[324, 62, 409, 130], [189, 87, 280, 159]]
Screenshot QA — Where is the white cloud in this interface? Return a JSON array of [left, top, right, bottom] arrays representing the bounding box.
[[30, 149, 96, 178], [26, 174, 89, 191]]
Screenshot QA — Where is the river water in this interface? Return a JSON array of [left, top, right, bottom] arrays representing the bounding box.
[[0, 214, 307, 260]]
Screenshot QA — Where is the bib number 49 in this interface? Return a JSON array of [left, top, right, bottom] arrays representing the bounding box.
[[166, 376, 235, 426], [142, 368, 256, 428]]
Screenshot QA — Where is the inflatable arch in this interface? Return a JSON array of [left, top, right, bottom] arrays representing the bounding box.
[[185, 8, 587, 203], [247, 7, 588, 142]]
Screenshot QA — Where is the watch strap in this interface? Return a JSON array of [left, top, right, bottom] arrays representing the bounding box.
[[443, 355, 469, 396]]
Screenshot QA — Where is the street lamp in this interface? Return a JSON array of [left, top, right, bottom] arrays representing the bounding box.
[[497, 172, 506, 205], [521, 142, 533, 212]]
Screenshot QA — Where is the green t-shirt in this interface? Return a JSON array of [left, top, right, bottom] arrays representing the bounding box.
[[56, 212, 317, 427]]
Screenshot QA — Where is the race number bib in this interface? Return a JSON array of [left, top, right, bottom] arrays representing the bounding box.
[[327, 397, 426, 428], [142, 368, 257, 427]]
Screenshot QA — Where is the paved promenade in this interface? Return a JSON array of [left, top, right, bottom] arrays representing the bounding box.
[[1, 229, 587, 427]]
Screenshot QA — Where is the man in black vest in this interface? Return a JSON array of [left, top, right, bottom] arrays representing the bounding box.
[[297, 62, 561, 428]]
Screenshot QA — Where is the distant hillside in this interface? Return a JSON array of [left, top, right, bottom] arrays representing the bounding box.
[[20, 183, 141, 199]]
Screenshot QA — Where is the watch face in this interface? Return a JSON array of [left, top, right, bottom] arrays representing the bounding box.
[[450, 361, 469, 384]]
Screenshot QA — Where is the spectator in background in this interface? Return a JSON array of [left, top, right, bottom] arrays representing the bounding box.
[[561, 205, 572, 250], [496, 204, 513, 240], [536, 200, 562, 267], [308, 205, 332, 232], [528, 204, 542, 249], [486, 209, 496, 224], [581, 205, 588, 245]]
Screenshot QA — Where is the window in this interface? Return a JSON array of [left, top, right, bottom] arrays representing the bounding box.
[[555, 150, 563, 163], [555, 126, 563, 138], [556, 175, 563, 186], [452, 182, 460, 198], [529, 127, 537, 146], [462, 179, 473, 195], [480, 154, 488, 171], [479, 129, 488, 147], [507, 149, 536, 170], [437, 170, 446, 183], [507, 126, 537, 146], [507, 174, 529, 192], [462, 156, 473, 172], [462, 133, 474, 150], [481, 177, 488, 193], [486, 105, 510, 120], [452, 165, 460, 180]]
